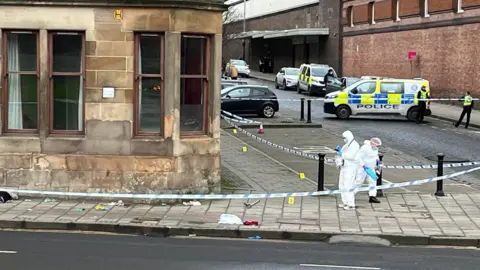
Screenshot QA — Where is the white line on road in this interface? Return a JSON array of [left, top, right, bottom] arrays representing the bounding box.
[[0, 250, 17, 254], [300, 264, 380, 269]]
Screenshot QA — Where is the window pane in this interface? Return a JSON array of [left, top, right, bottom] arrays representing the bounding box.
[[53, 76, 83, 131], [180, 36, 207, 75], [7, 32, 37, 72], [52, 34, 82, 73], [139, 35, 161, 74], [7, 74, 37, 129], [180, 78, 204, 132], [138, 77, 162, 133]]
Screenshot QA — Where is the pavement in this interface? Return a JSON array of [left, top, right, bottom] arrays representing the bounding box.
[[0, 232, 480, 270], [2, 191, 480, 246], [2, 231, 480, 270]]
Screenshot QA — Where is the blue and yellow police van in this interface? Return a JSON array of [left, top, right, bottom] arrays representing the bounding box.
[[324, 78, 430, 121]]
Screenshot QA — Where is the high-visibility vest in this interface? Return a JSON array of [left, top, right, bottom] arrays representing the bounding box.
[[464, 95, 472, 106], [419, 90, 428, 100]]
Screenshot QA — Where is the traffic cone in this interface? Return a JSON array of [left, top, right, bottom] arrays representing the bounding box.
[[258, 123, 264, 134]]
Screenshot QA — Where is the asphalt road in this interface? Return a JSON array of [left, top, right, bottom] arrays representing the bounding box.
[[1, 230, 480, 270], [241, 78, 480, 183]]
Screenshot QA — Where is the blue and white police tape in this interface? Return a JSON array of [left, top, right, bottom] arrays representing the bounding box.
[[225, 97, 478, 102], [221, 110, 261, 124], [2, 166, 479, 200], [223, 114, 480, 170]]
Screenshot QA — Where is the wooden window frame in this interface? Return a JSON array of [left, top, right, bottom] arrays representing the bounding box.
[[1, 30, 40, 134], [133, 33, 165, 137], [179, 34, 211, 137], [48, 31, 86, 135]]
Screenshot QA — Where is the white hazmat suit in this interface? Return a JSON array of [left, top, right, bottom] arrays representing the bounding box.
[[355, 139, 381, 199], [338, 130, 360, 210]]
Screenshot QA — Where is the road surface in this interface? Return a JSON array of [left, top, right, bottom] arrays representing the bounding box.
[[240, 78, 480, 183], [1, 230, 479, 269]]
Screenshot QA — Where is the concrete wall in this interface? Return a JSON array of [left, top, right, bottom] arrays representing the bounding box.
[[0, 5, 223, 194], [342, 0, 480, 100]]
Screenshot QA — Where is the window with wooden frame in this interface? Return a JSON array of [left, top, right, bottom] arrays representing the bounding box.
[[134, 33, 164, 135], [48, 31, 85, 134], [1, 30, 39, 133], [180, 34, 210, 135]]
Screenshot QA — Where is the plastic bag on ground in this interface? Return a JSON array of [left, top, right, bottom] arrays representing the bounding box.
[[218, 214, 243, 225]]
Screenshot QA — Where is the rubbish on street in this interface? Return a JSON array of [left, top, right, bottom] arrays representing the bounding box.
[[244, 200, 260, 209], [43, 198, 57, 203], [24, 199, 32, 202], [243, 220, 259, 226], [106, 200, 124, 207], [248, 236, 261, 239], [183, 201, 201, 206], [0, 191, 18, 203], [161, 202, 167, 206], [75, 208, 86, 212], [218, 214, 243, 225], [95, 204, 110, 211]]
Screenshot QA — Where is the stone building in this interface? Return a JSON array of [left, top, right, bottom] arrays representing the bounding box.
[[223, 0, 342, 74], [0, 0, 225, 194], [342, 0, 480, 99]]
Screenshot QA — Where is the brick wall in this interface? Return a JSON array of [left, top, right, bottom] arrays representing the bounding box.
[[343, 24, 480, 99]]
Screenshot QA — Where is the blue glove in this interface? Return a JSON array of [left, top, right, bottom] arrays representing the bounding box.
[[335, 145, 342, 156]]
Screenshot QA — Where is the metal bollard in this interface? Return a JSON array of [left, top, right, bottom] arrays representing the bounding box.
[[300, 98, 305, 121], [307, 99, 312, 123], [435, 153, 446, 196], [317, 153, 325, 191], [376, 154, 384, 197]]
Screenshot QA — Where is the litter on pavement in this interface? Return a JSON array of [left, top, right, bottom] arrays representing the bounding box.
[[218, 214, 243, 225], [244, 200, 260, 209], [183, 201, 201, 206], [0, 191, 18, 203], [95, 204, 111, 211]]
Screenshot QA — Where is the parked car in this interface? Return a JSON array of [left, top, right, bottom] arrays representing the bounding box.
[[221, 79, 248, 89], [275, 67, 300, 90], [225, 59, 250, 77], [297, 63, 338, 96], [221, 85, 279, 118]]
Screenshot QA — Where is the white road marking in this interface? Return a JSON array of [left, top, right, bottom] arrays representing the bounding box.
[[300, 264, 380, 269], [0, 250, 17, 254]]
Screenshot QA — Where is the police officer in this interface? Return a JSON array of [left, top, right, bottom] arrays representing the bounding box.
[[324, 69, 335, 89], [416, 86, 430, 124], [454, 91, 474, 129]]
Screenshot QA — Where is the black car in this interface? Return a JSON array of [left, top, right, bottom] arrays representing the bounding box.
[[221, 85, 279, 118]]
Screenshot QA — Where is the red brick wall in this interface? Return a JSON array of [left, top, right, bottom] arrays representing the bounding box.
[[400, 0, 420, 17], [429, 0, 453, 12], [375, 0, 392, 21], [342, 24, 480, 98], [353, 4, 368, 23], [463, 0, 480, 8]]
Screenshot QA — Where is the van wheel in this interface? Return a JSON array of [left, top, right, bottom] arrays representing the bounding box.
[[407, 107, 418, 121], [336, 105, 351, 120]]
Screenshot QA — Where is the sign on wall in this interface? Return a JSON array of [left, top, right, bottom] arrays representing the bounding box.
[[114, 9, 123, 20], [408, 51, 417, 60]]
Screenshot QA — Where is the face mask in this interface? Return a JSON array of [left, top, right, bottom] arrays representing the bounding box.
[[372, 147, 378, 151]]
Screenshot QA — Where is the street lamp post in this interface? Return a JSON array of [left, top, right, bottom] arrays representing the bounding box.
[[242, 0, 246, 60]]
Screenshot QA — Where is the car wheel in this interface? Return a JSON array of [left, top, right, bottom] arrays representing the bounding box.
[[261, 104, 275, 118], [407, 107, 418, 121], [335, 105, 351, 120], [275, 79, 279, 89], [283, 80, 287, 90], [297, 84, 302, 93]]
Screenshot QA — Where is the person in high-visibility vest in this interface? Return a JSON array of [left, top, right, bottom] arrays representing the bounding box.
[[454, 91, 474, 129], [416, 86, 430, 124]]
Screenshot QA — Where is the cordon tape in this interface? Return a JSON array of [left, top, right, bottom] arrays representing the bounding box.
[[225, 97, 479, 102], [1, 166, 479, 199], [221, 113, 480, 170]]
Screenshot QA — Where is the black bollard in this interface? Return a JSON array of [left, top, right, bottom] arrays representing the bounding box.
[[435, 153, 446, 196], [300, 98, 305, 121], [376, 154, 384, 197], [307, 99, 312, 123], [317, 153, 325, 191]]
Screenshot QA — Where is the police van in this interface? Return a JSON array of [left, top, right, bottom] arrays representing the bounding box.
[[323, 78, 430, 121], [297, 63, 337, 96]]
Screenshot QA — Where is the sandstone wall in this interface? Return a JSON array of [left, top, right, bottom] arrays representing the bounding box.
[[0, 6, 223, 194]]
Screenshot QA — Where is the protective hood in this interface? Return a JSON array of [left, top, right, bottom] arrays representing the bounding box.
[[364, 140, 370, 145], [342, 130, 354, 145]]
